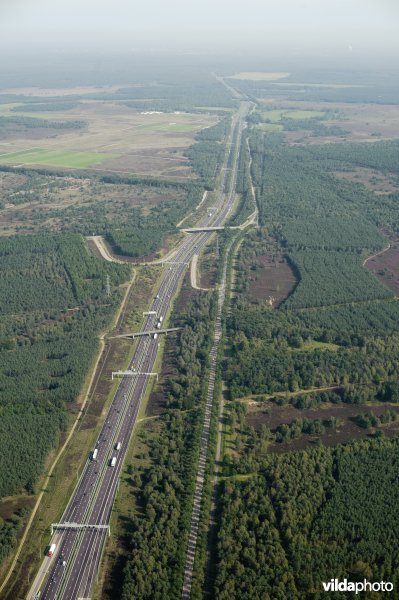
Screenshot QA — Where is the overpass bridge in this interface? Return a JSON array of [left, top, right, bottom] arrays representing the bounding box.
[[108, 327, 181, 340], [181, 226, 240, 233]]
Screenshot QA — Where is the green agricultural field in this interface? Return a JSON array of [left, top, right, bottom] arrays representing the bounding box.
[[0, 148, 118, 168], [229, 71, 290, 81]]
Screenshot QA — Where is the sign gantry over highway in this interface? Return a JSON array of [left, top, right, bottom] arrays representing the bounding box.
[[50, 523, 110, 536], [111, 370, 158, 381]]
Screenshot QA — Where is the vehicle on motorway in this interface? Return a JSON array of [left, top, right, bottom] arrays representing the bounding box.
[[91, 448, 98, 460], [115, 442, 122, 451], [47, 543, 56, 557], [159, 316, 163, 323], [157, 322, 161, 329], [110, 456, 117, 467], [153, 333, 158, 339]]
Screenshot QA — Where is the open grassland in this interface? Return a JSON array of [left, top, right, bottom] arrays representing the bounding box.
[[0, 100, 218, 177], [228, 72, 290, 81]]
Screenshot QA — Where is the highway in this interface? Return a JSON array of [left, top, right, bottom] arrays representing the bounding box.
[[29, 100, 251, 600]]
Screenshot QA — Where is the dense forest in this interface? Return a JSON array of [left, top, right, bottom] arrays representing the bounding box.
[[0, 234, 129, 564], [225, 128, 399, 397], [0, 510, 27, 567], [10, 101, 80, 112], [226, 320, 399, 398], [106, 186, 203, 257], [229, 69, 399, 105], [214, 113, 399, 597], [215, 438, 399, 598], [0, 59, 237, 110], [284, 250, 392, 309], [185, 117, 231, 189], [0, 115, 85, 130]]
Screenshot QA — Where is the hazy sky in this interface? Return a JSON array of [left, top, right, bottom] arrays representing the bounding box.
[[0, 0, 398, 55]]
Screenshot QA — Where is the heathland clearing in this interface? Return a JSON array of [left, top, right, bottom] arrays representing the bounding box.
[[245, 400, 399, 451], [0, 174, 191, 236]]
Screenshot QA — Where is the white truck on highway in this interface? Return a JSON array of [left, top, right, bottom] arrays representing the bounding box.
[[115, 442, 121, 451], [47, 544, 56, 557], [110, 457, 117, 467], [91, 448, 98, 460], [153, 333, 158, 339]]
